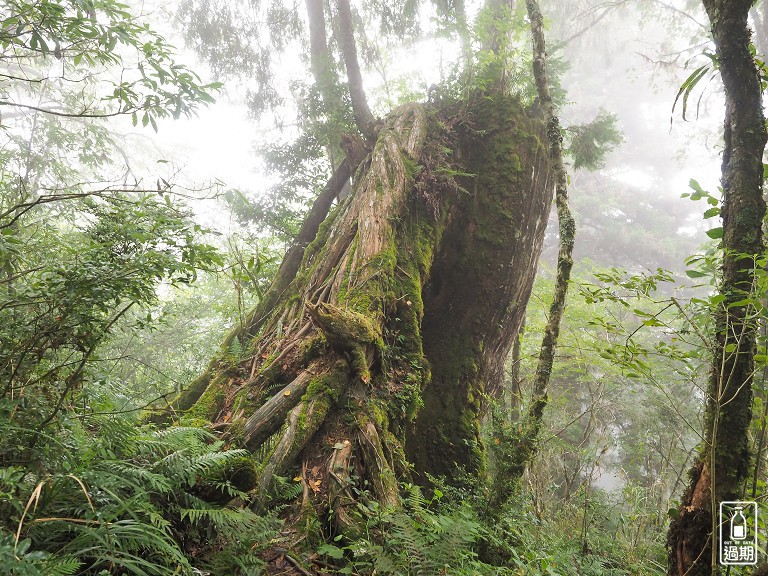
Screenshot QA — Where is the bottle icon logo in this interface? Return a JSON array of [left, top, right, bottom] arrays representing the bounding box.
[[719, 501, 758, 566], [730, 506, 747, 540]]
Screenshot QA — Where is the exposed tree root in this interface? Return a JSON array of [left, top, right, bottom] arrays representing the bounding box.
[[175, 97, 554, 537]]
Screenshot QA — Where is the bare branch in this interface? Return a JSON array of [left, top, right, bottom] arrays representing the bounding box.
[[0, 99, 125, 119]]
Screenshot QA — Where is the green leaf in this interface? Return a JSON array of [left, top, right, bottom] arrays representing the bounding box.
[[673, 65, 711, 121], [668, 507, 680, 518], [689, 179, 705, 194], [705, 227, 723, 239], [318, 543, 345, 560], [703, 207, 720, 219]]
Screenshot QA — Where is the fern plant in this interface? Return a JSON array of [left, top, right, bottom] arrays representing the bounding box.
[[1, 409, 280, 575], [319, 484, 500, 576]]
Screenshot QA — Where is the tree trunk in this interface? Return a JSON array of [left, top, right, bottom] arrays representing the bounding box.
[[335, 0, 377, 142], [178, 94, 553, 533], [667, 2, 767, 574]]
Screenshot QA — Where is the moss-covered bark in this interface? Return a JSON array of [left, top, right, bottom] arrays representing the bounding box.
[[667, 2, 767, 575], [408, 96, 552, 483], [171, 94, 553, 536]]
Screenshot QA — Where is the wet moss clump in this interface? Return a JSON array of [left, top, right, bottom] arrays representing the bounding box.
[[181, 373, 229, 423]]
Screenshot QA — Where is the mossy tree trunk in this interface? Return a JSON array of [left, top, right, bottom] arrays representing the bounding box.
[[175, 95, 553, 533], [667, 2, 767, 574], [481, 0, 576, 517]]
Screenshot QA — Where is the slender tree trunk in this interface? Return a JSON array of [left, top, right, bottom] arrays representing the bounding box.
[[667, 2, 767, 574], [335, 0, 377, 141], [523, 0, 575, 447], [482, 0, 575, 513], [306, 0, 337, 107]]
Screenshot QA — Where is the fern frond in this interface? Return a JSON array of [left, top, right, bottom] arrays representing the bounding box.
[[42, 556, 81, 576], [187, 448, 251, 476], [405, 484, 428, 517], [98, 461, 173, 494], [149, 426, 215, 450]]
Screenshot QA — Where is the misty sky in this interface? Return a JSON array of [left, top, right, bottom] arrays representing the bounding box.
[[125, 0, 726, 273]]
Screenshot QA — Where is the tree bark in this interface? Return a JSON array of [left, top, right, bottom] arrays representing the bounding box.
[[667, 2, 767, 574], [335, 0, 377, 141], [179, 95, 553, 531], [406, 96, 554, 484], [306, 0, 337, 107], [481, 0, 576, 515], [525, 0, 576, 421], [154, 157, 359, 421], [516, 0, 576, 471]]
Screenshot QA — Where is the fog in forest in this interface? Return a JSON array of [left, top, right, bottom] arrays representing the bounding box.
[[144, 2, 721, 266], [2, 0, 766, 574]]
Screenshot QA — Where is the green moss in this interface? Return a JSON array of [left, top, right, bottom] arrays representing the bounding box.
[[256, 351, 283, 381], [341, 242, 397, 323], [221, 454, 259, 492], [407, 95, 549, 485], [170, 371, 214, 415], [369, 400, 390, 429], [185, 374, 228, 421], [300, 333, 328, 363], [334, 236, 359, 303], [402, 155, 421, 180], [355, 413, 398, 500], [226, 416, 246, 443], [383, 429, 411, 478], [177, 416, 212, 429], [308, 302, 379, 349], [230, 383, 263, 422], [349, 347, 371, 383], [295, 393, 334, 445], [303, 364, 347, 404], [303, 204, 340, 264]]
